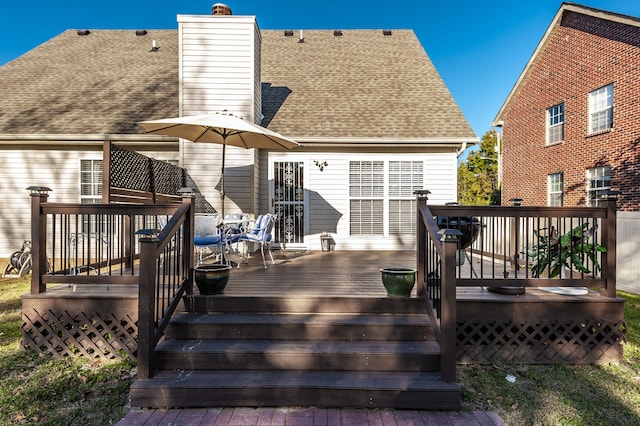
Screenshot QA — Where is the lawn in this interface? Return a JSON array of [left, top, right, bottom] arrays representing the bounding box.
[[0, 276, 638, 425], [0, 277, 134, 425], [458, 290, 640, 425]]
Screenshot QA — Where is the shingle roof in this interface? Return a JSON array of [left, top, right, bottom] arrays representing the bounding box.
[[0, 28, 475, 140]]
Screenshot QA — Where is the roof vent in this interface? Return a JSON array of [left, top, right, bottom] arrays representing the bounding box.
[[135, 30, 148, 36], [333, 30, 343, 36], [383, 29, 392, 36], [284, 30, 294, 37], [212, 3, 232, 15], [77, 30, 91, 36]]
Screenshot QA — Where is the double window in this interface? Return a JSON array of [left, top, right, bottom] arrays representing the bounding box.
[[589, 84, 613, 134], [349, 160, 423, 236], [546, 103, 564, 145]]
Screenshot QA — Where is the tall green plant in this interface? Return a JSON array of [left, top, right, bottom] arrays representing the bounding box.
[[529, 223, 607, 278]]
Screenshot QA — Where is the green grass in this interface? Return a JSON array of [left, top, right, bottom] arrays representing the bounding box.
[[459, 291, 640, 425], [0, 277, 135, 425], [1, 276, 639, 425]]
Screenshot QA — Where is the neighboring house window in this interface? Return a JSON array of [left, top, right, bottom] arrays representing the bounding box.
[[589, 84, 613, 134], [546, 103, 564, 144], [349, 160, 423, 236], [586, 166, 611, 207], [389, 161, 423, 235], [350, 161, 384, 235], [548, 173, 563, 206]]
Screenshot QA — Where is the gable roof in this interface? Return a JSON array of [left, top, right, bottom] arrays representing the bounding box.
[[493, 2, 640, 126], [0, 27, 476, 142]]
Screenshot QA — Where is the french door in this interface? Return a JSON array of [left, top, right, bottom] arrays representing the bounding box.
[[271, 161, 306, 248]]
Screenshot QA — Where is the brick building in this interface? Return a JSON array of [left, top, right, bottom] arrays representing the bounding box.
[[493, 2, 640, 211]]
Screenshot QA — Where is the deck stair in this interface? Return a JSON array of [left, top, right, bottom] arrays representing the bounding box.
[[130, 296, 461, 410]]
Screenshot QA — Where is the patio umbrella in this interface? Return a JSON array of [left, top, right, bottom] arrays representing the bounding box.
[[137, 111, 299, 219]]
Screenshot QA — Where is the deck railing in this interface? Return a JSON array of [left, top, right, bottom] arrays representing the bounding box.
[[415, 191, 619, 382], [137, 199, 194, 379], [29, 188, 195, 376]]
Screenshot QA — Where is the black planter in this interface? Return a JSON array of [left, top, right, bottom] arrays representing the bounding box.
[[193, 264, 231, 295]]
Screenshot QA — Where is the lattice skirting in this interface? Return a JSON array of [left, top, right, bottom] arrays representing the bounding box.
[[457, 319, 628, 364], [21, 307, 137, 360]]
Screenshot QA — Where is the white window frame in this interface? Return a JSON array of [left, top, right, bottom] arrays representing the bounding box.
[[546, 103, 564, 145], [349, 160, 423, 236], [388, 161, 423, 235], [586, 166, 611, 207], [349, 161, 385, 235], [589, 84, 613, 134], [80, 159, 103, 204], [547, 173, 563, 206]]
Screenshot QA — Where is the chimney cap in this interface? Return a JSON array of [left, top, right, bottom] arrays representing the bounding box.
[[212, 3, 232, 15]]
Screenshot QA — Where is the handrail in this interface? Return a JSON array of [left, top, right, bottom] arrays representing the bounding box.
[[29, 188, 195, 378], [415, 192, 457, 383], [137, 198, 194, 379], [427, 199, 617, 295], [414, 191, 619, 383], [30, 194, 188, 292]]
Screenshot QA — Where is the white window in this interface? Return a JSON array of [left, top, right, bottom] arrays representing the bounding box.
[[586, 166, 611, 206], [546, 103, 564, 144], [389, 161, 423, 235], [547, 173, 563, 206], [349, 160, 423, 236], [80, 159, 103, 204], [589, 84, 613, 134], [349, 161, 384, 235]]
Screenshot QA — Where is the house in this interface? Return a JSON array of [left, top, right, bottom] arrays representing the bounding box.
[[0, 4, 477, 258], [492, 2, 640, 294]]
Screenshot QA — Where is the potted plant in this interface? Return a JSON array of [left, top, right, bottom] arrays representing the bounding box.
[[529, 223, 607, 279], [380, 267, 417, 297], [193, 263, 232, 294]]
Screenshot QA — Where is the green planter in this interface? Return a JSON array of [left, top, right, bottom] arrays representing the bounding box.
[[380, 267, 417, 297], [194, 264, 231, 295]]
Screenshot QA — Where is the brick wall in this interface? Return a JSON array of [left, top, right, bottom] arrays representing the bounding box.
[[501, 11, 640, 211]]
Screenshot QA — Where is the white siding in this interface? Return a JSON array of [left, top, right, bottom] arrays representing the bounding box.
[[178, 15, 260, 121], [261, 151, 458, 251], [0, 145, 177, 258], [178, 14, 261, 217]]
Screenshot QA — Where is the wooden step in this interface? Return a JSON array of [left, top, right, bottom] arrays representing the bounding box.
[[155, 339, 442, 372], [164, 312, 435, 341], [131, 295, 460, 410], [130, 370, 461, 410], [181, 295, 428, 315]]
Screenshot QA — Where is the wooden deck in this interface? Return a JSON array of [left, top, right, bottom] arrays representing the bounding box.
[[22, 249, 626, 365], [222, 249, 416, 297]]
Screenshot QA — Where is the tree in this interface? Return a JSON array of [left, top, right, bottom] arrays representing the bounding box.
[[457, 130, 500, 205]]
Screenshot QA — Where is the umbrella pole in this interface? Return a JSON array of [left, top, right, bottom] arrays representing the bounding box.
[[221, 139, 226, 219], [220, 139, 226, 265]]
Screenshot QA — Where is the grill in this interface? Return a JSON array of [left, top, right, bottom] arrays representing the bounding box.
[[436, 216, 482, 249]]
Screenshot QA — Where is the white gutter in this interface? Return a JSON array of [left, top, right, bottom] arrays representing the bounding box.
[[0, 134, 177, 147], [291, 136, 478, 149]]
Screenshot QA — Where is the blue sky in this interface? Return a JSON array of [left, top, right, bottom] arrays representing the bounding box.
[[2, 1, 639, 143]]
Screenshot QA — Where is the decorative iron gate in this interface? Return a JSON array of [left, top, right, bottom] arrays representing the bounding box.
[[272, 161, 305, 247]]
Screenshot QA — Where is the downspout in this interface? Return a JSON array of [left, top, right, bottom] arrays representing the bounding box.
[[456, 141, 467, 158]]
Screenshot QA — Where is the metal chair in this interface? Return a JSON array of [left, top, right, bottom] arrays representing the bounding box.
[[194, 213, 224, 265], [238, 213, 276, 268]]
